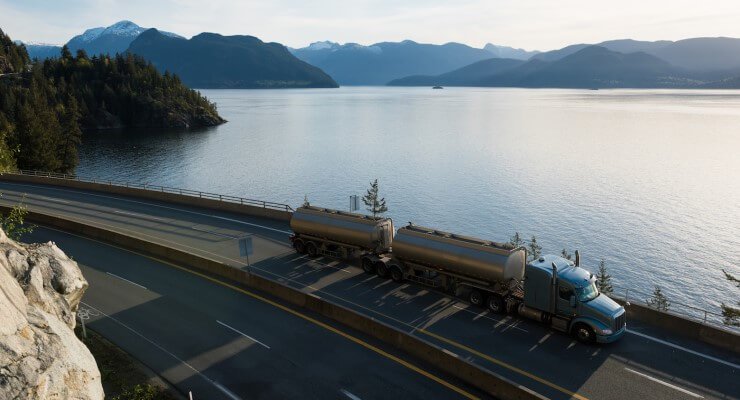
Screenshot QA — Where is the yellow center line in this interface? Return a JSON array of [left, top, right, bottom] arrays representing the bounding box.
[[36, 224, 480, 400], [420, 329, 589, 400]]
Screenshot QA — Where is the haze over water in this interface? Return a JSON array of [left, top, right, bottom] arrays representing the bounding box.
[[78, 87, 740, 318]]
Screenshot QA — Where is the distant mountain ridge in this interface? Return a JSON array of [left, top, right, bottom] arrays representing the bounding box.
[[127, 29, 338, 88], [390, 45, 738, 88], [67, 20, 182, 56], [483, 43, 539, 60], [290, 40, 494, 85]]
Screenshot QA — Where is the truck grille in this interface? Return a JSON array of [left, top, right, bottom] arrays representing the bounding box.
[[614, 312, 626, 330]]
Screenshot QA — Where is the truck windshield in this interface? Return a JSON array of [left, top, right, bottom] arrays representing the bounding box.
[[578, 282, 599, 302]]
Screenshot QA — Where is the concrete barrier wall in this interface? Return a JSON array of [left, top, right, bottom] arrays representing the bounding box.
[[0, 174, 293, 222], [10, 206, 543, 400], [612, 298, 739, 353]]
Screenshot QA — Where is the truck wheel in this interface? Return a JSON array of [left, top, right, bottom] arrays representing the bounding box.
[[362, 258, 375, 274], [293, 239, 306, 254], [469, 290, 484, 307], [390, 266, 403, 283], [376, 262, 389, 278], [573, 323, 595, 343], [306, 242, 319, 257], [487, 295, 504, 313]]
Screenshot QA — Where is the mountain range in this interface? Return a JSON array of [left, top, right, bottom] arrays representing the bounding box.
[[127, 29, 338, 88], [15, 21, 740, 89], [289, 40, 495, 85]]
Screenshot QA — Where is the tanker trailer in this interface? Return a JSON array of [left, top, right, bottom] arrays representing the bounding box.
[[374, 223, 527, 312], [289, 206, 394, 259]]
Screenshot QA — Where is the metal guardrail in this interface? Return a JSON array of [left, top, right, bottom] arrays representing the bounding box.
[[10, 169, 294, 212], [614, 284, 737, 331]]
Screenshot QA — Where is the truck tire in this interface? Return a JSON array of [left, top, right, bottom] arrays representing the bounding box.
[[469, 290, 484, 307], [293, 239, 306, 254], [487, 295, 504, 314], [306, 242, 319, 257], [362, 258, 375, 274], [390, 266, 403, 282], [376, 262, 389, 278], [573, 323, 595, 343]]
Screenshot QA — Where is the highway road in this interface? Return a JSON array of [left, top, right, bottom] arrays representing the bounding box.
[[22, 226, 486, 400], [2, 180, 738, 400]]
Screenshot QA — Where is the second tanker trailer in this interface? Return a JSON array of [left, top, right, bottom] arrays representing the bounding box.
[[289, 206, 625, 343]]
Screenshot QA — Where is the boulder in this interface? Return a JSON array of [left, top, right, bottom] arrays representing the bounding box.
[[0, 228, 103, 399]]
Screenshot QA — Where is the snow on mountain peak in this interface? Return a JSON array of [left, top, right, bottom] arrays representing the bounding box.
[[306, 41, 339, 51], [102, 20, 145, 37]]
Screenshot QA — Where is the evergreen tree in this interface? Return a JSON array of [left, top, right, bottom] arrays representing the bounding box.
[[509, 232, 525, 248], [720, 269, 739, 327], [528, 236, 542, 262], [302, 195, 310, 207], [362, 179, 388, 218], [595, 259, 613, 295], [58, 94, 82, 173], [647, 286, 671, 311]]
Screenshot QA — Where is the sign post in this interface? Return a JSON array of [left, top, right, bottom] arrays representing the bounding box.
[[349, 195, 360, 212], [238, 236, 253, 268]]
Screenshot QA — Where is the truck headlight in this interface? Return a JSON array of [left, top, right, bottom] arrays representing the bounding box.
[[600, 329, 613, 335]]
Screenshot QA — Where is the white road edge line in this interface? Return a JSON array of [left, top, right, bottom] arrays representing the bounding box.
[[0, 182, 292, 234], [216, 320, 271, 349], [105, 272, 147, 290], [627, 329, 740, 370], [79, 302, 243, 400], [114, 210, 165, 221], [340, 388, 363, 400], [624, 367, 704, 398]]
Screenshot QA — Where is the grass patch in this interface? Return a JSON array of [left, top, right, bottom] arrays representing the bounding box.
[[75, 326, 178, 400]]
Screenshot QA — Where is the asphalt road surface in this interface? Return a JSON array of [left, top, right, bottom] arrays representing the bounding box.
[[2, 180, 738, 400], [22, 227, 486, 400]]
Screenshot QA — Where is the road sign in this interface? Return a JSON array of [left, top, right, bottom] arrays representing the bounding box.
[[239, 236, 253, 257], [349, 195, 360, 212]]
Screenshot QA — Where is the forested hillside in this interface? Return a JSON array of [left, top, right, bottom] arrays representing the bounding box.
[[0, 28, 224, 173]]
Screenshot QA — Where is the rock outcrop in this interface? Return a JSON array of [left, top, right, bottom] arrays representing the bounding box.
[[0, 229, 103, 399]]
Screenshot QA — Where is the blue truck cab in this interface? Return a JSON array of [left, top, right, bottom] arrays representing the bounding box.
[[521, 254, 626, 343]]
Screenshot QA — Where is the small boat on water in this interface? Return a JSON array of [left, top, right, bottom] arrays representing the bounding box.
[[433, 86, 443, 89]]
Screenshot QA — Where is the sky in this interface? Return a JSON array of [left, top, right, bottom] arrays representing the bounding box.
[[2, 0, 740, 51]]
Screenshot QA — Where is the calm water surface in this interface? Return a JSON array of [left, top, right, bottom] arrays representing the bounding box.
[[78, 87, 740, 317]]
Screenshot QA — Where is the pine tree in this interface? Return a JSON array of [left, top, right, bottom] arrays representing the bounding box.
[[362, 179, 388, 218], [720, 269, 739, 327], [509, 232, 525, 248], [647, 286, 671, 311], [58, 93, 82, 173], [528, 236, 542, 262], [302, 195, 310, 207], [595, 259, 613, 295]]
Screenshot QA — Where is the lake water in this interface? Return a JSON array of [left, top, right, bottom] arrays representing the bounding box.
[[77, 87, 740, 319]]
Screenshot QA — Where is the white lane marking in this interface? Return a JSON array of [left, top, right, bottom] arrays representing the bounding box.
[[0, 182, 292, 234], [628, 329, 740, 370], [80, 302, 243, 400], [37, 195, 71, 204], [106, 272, 147, 290], [216, 320, 270, 349], [191, 225, 239, 239], [113, 210, 165, 221], [451, 304, 528, 332], [212, 381, 243, 400], [624, 367, 704, 398], [340, 389, 363, 400]]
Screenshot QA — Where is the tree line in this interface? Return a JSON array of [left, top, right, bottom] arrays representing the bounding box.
[[0, 28, 224, 173]]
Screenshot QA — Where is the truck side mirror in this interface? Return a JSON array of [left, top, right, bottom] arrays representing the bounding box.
[[569, 295, 576, 308]]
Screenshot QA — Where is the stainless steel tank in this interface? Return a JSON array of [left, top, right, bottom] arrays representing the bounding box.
[[393, 224, 526, 283], [290, 206, 394, 252]]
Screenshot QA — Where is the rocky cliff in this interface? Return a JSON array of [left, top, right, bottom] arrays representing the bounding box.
[[0, 229, 103, 399]]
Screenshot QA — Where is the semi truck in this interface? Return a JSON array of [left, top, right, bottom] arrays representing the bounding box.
[[289, 206, 626, 343]]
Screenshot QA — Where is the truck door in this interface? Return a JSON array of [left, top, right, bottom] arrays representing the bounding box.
[[556, 283, 576, 316]]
